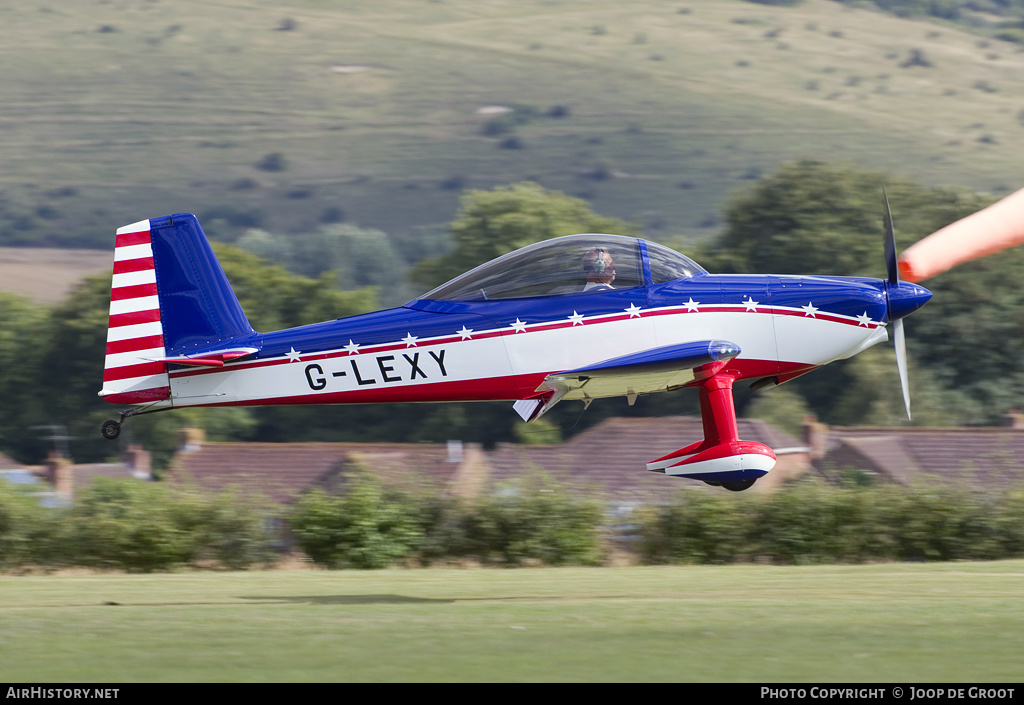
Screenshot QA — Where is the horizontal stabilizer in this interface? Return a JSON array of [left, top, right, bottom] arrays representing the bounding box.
[[153, 347, 259, 368]]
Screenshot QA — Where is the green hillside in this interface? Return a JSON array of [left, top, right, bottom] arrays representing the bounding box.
[[2, 0, 1023, 251]]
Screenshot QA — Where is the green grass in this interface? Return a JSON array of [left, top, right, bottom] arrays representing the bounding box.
[[3, 0, 1024, 250], [2, 562, 1023, 681]]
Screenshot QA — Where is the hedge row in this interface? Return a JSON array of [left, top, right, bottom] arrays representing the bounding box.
[[289, 471, 605, 569], [0, 477, 276, 572], [3, 473, 1024, 571], [636, 481, 1024, 565]]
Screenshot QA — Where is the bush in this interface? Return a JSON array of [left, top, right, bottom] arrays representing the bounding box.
[[636, 480, 1024, 565], [0, 481, 66, 570], [636, 490, 749, 564], [68, 479, 196, 572], [65, 478, 275, 572], [748, 483, 872, 564], [7, 471, 1024, 572], [464, 474, 605, 566], [171, 484, 277, 569], [410, 495, 473, 566], [891, 483, 1003, 561], [288, 472, 422, 569]]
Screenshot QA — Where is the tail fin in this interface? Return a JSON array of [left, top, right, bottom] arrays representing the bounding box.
[[99, 213, 254, 405]]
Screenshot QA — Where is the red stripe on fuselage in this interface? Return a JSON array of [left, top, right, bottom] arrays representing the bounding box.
[[202, 374, 536, 407], [101, 386, 170, 404], [173, 358, 817, 411]]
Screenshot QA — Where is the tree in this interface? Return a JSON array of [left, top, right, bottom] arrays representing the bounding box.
[[210, 243, 377, 331], [1, 244, 380, 466], [704, 159, 1003, 426], [411, 181, 639, 290], [0, 294, 51, 461], [237, 224, 411, 306], [701, 159, 988, 278]]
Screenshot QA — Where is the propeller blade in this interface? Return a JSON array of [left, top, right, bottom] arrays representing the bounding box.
[[884, 188, 912, 419], [894, 318, 911, 420], [883, 187, 899, 285]]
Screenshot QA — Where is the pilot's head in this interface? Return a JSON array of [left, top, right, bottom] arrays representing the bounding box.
[[583, 247, 616, 284]]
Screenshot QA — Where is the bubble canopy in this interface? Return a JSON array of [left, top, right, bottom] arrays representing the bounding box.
[[421, 234, 707, 301]]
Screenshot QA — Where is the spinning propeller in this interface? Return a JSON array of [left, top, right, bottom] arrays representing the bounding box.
[[882, 189, 932, 420], [884, 189, 911, 419]]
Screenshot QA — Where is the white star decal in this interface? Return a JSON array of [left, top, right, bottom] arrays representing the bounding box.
[[285, 347, 302, 362], [344, 340, 360, 355], [744, 297, 759, 312], [568, 310, 585, 326], [401, 333, 418, 347], [685, 297, 700, 312], [457, 326, 474, 340], [801, 302, 819, 318], [510, 318, 527, 333], [625, 303, 642, 318], [856, 312, 873, 327]]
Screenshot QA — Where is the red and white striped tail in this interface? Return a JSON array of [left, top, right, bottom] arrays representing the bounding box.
[[97, 219, 170, 404]]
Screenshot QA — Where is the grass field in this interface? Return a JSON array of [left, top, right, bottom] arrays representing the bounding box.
[[2, 561, 1022, 682], [3, 0, 1024, 250]]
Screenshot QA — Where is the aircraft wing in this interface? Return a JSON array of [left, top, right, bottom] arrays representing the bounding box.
[[515, 340, 740, 422]]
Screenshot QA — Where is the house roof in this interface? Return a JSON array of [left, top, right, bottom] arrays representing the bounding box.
[[69, 462, 139, 486], [815, 426, 1024, 489], [165, 417, 806, 504], [488, 416, 805, 502], [169, 441, 477, 504]]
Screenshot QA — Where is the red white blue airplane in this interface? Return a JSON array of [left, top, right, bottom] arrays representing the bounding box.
[[98, 207, 930, 491]]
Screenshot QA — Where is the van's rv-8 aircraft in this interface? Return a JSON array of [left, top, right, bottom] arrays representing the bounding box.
[[99, 207, 931, 492]]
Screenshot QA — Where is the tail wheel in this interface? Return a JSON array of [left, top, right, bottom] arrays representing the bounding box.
[[100, 420, 121, 441]]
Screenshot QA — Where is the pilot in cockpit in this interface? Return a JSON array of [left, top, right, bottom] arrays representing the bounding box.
[[582, 247, 616, 291]]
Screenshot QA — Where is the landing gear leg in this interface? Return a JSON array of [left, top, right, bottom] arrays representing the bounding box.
[[100, 405, 170, 440], [646, 370, 775, 488]]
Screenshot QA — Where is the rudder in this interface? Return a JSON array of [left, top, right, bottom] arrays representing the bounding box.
[[99, 213, 255, 405]]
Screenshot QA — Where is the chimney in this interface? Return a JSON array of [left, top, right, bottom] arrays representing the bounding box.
[[802, 415, 829, 462], [124, 444, 152, 480], [446, 440, 464, 463], [178, 427, 205, 452], [44, 451, 73, 498], [1002, 410, 1024, 429]]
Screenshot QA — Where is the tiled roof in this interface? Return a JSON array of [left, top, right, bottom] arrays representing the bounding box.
[[817, 426, 1024, 489], [488, 416, 804, 502], [166, 418, 805, 505], [71, 463, 137, 487], [169, 441, 474, 504]]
